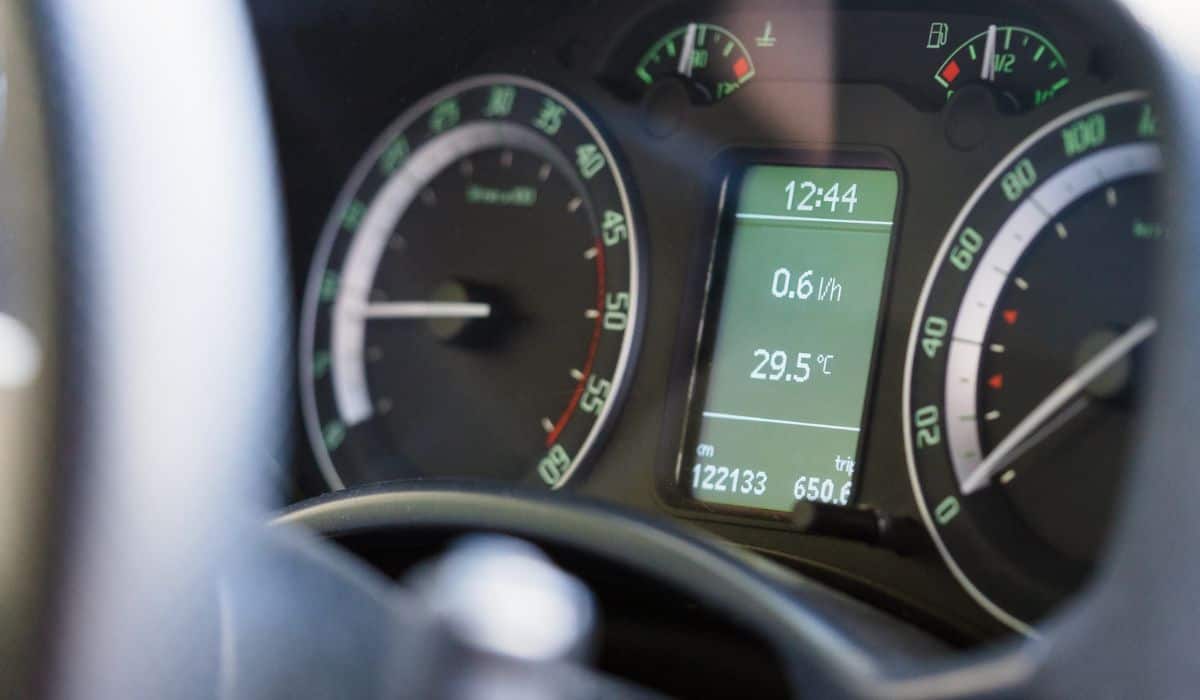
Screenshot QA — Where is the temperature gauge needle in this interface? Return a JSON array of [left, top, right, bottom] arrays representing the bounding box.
[[960, 317, 1157, 494], [677, 22, 698, 78], [343, 301, 493, 320]]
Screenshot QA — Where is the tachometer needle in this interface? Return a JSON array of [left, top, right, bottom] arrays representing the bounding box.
[[344, 301, 493, 320], [960, 317, 1157, 494], [981, 24, 998, 81]]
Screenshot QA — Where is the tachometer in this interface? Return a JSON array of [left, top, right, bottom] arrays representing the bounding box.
[[301, 75, 643, 491], [904, 93, 1161, 633]]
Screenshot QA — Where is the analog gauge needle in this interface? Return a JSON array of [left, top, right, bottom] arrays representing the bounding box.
[[353, 301, 492, 319], [677, 23, 698, 78], [981, 24, 998, 81], [960, 317, 1157, 495]]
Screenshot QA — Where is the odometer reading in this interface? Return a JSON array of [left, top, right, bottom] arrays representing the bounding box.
[[301, 76, 642, 491], [904, 93, 1162, 633], [678, 162, 899, 514]]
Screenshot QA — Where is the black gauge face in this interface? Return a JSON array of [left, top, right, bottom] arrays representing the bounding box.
[[302, 75, 643, 491], [634, 23, 756, 103], [904, 93, 1161, 633], [934, 25, 1068, 111]]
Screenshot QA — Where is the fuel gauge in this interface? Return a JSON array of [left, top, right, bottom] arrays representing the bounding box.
[[934, 25, 1069, 112]]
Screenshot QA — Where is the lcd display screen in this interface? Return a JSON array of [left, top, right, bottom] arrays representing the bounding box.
[[680, 161, 899, 513]]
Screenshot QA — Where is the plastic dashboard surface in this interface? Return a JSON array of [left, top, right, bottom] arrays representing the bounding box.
[[252, 0, 1159, 643]]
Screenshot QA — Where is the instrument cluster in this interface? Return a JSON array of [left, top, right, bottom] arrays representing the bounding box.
[[259, 0, 1160, 642]]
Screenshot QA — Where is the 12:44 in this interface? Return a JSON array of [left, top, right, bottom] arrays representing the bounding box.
[[784, 181, 859, 214]]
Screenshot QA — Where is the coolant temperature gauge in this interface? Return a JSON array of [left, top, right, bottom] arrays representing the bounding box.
[[634, 23, 756, 103], [934, 25, 1069, 112]]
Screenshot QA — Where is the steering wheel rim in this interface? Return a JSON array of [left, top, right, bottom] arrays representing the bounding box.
[[12, 1, 290, 696], [5, 0, 1199, 697], [1025, 2, 1200, 694], [0, 4, 58, 695]]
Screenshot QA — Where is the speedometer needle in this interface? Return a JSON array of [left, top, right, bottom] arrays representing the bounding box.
[[960, 317, 1158, 495], [344, 301, 493, 319]]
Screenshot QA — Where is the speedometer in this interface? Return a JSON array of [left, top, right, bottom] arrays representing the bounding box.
[[904, 92, 1162, 633], [301, 75, 643, 492]]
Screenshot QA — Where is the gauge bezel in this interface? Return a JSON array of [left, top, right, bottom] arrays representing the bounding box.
[[902, 91, 1158, 636], [299, 74, 646, 492]]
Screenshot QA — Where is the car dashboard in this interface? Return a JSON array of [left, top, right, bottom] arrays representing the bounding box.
[[254, 0, 1162, 650]]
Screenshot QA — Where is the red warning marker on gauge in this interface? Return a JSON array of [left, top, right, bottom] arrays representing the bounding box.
[[988, 373, 1005, 390], [1002, 309, 1019, 325], [733, 57, 750, 80], [940, 59, 961, 84]]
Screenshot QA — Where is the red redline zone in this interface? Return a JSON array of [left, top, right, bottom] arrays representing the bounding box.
[[546, 239, 607, 447]]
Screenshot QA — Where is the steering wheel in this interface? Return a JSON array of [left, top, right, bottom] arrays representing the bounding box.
[[4, 0, 1200, 697]]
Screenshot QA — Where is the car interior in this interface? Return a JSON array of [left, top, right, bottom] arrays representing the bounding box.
[[3, 0, 1200, 698]]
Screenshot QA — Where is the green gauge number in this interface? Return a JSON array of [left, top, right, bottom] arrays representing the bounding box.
[[934, 25, 1068, 111], [635, 23, 756, 103]]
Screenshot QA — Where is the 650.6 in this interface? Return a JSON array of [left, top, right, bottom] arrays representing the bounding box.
[[794, 476, 851, 505]]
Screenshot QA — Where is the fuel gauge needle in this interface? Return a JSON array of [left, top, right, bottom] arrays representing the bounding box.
[[342, 301, 493, 319], [981, 24, 998, 81], [960, 317, 1158, 495]]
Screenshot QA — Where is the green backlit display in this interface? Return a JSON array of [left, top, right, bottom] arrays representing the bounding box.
[[683, 163, 898, 512]]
